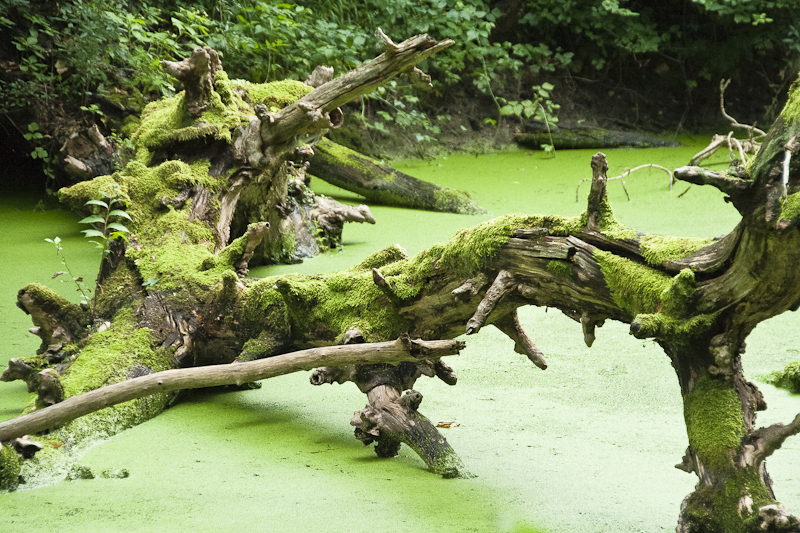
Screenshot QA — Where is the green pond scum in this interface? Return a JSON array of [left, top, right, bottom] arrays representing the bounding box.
[[1, 140, 799, 533]]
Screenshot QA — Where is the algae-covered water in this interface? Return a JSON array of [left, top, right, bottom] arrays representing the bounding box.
[[1, 140, 799, 533]]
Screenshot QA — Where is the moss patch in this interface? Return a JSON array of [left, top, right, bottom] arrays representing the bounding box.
[[639, 234, 714, 265], [350, 244, 408, 272], [546, 260, 574, 279], [594, 250, 672, 315], [231, 78, 312, 111], [761, 361, 800, 393], [780, 192, 800, 222], [0, 443, 21, 490], [133, 73, 252, 151], [437, 213, 581, 278], [683, 374, 745, 473], [268, 270, 410, 342], [61, 308, 172, 397]]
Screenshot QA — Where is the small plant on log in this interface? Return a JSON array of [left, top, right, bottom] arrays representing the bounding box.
[[78, 184, 132, 261], [44, 236, 93, 308]]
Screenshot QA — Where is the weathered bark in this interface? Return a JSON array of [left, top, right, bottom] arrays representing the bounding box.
[[310, 331, 465, 477], [0, 33, 468, 485], [160, 46, 222, 117], [308, 138, 486, 214], [0, 337, 463, 443]]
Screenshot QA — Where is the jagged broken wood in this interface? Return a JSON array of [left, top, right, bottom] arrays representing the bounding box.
[[310, 330, 466, 477], [0, 337, 463, 443]]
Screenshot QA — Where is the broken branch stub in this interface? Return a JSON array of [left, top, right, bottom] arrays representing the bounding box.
[[161, 47, 222, 117], [259, 33, 453, 150]]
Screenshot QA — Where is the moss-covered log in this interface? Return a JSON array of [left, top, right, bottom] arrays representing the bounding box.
[[0, 34, 462, 486], [308, 138, 486, 214], [5, 35, 800, 533], [514, 123, 680, 150]]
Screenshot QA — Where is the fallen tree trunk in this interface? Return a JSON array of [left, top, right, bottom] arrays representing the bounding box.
[[0, 33, 465, 485], [514, 124, 680, 150], [5, 32, 800, 533], [0, 337, 463, 443], [308, 138, 486, 214]]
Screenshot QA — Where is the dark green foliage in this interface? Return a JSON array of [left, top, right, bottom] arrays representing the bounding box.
[[2, 0, 798, 163], [513, 0, 800, 123]]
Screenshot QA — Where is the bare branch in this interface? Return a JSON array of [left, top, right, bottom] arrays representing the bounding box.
[[0, 338, 463, 442], [493, 310, 548, 370], [465, 270, 516, 335], [576, 163, 673, 201], [719, 79, 767, 138], [747, 412, 800, 467]]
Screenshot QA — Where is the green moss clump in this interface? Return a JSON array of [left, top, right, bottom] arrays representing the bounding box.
[[121, 115, 141, 138], [240, 280, 292, 340], [94, 261, 142, 318], [351, 245, 408, 272], [631, 312, 717, 343], [780, 192, 800, 222], [0, 443, 21, 490], [437, 213, 580, 277], [594, 250, 672, 315], [250, 268, 410, 343], [639, 234, 714, 266], [238, 331, 282, 362], [660, 268, 697, 316], [133, 83, 251, 151], [684, 467, 776, 533], [58, 173, 120, 210], [683, 374, 745, 473], [433, 188, 481, 214], [761, 361, 800, 393], [781, 77, 800, 121], [61, 308, 172, 397], [546, 260, 574, 279], [233, 78, 313, 111]]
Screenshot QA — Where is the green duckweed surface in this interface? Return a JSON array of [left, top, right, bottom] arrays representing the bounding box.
[[1, 139, 799, 533]]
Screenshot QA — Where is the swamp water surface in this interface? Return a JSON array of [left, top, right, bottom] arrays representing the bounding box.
[[1, 140, 798, 533]]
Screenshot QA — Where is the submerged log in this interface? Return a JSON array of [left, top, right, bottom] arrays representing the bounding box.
[[308, 138, 486, 214], [514, 123, 680, 150]]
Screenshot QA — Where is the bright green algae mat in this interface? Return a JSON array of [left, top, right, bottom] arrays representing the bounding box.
[[1, 139, 798, 533]]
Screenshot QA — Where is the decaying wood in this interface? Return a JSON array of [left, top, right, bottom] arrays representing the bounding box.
[[160, 46, 222, 117], [0, 337, 463, 443], [259, 31, 453, 153], [6, 29, 800, 531], [1, 33, 468, 483], [308, 138, 486, 214], [310, 333, 466, 477], [492, 310, 547, 369]]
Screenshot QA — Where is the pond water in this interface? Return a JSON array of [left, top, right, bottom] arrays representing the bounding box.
[[1, 139, 798, 533]]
